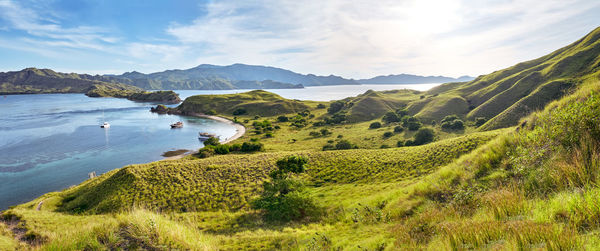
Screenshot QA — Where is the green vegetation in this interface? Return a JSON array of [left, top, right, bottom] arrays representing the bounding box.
[[2, 26, 600, 250], [252, 156, 321, 222], [176, 90, 311, 116]]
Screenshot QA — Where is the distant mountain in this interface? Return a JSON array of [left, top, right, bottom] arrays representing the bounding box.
[[108, 63, 340, 90], [0, 68, 141, 95], [0, 68, 180, 103], [357, 74, 474, 84], [109, 63, 472, 90]]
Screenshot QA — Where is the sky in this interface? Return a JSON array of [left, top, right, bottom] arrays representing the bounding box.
[[0, 0, 599, 79]]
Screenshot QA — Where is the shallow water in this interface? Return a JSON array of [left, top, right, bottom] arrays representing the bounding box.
[[0, 94, 237, 209], [0, 83, 439, 209]]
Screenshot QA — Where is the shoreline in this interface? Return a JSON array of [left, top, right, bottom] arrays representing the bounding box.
[[162, 113, 246, 160]]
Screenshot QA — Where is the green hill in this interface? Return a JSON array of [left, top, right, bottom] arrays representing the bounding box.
[[2, 27, 600, 251], [415, 26, 600, 129], [0, 68, 141, 95], [175, 90, 311, 116], [0, 68, 182, 103]]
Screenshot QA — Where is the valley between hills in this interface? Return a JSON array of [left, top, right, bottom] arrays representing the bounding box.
[[1, 26, 600, 250]]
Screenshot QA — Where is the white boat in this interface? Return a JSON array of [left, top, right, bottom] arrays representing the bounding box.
[[101, 122, 110, 128], [198, 132, 218, 140], [170, 121, 183, 128]]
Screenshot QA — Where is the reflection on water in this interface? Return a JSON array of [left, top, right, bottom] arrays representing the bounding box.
[[0, 94, 237, 209], [0, 83, 439, 209]]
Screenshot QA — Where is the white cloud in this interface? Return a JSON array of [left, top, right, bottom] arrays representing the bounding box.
[[165, 0, 600, 78], [0, 0, 599, 77]]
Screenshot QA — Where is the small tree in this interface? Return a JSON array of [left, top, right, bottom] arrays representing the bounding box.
[[203, 137, 220, 146], [252, 156, 320, 221], [382, 111, 400, 123], [383, 131, 394, 138], [413, 128, 435, 145], [394, 126, 404, 133], [369, 122, 382, 129], [335, 139, 356, 150]]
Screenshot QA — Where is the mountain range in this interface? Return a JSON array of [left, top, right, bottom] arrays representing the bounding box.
[[108, 64, 474, 90]]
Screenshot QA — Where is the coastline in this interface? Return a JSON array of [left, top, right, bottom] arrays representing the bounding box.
[[162, 113, 246, 160]]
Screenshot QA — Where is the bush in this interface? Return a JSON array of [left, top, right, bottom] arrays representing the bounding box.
[[441, 119, 465, 130], [328, 101, 345, 114], [413, 128, 435, 145], [277, 116, 289, 122], [317, 104, 327, 109], [383, 131, 394, 138], [380, 144, 390, 149], [397, 140, 405, 147], [396, 108, 409, 117], [441, 115, 460, 123], [197, 147, 215, 158], [265, 133, 274, 138], [309, 131, 321, 137], [335, 140, 357, 150], [214, 144, 230, 154], [369, 122, 382, 129], [404, 140, 415, 146], [324, 113, 346, 125], [230, 144, 242, 152], [475, 117, 487, 127], [206, 109, 217, 115], [203, 137, 220, 146], [382, 111, 401, 123], [320, 129, 332, 136], [241, 142, 264, 152], [403, 116, 422, 131], [252, 156, 320, 222], [232, 108, 247, 115], [394, 126, 404, 133]]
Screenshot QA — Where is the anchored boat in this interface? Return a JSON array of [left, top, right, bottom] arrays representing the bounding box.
[[170, 121, 183, 128], [198, 132, 218, 140]]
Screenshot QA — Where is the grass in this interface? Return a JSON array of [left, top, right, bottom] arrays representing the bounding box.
[[2, 27, 600, 250]]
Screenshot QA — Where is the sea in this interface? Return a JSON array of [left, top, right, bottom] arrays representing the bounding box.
[[0, 83, 439, 209]]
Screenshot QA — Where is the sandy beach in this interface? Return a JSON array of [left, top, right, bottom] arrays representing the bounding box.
[[162, 113, 246, 160]]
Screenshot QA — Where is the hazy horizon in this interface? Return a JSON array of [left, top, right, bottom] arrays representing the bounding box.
[[0, 0, 599, 79]]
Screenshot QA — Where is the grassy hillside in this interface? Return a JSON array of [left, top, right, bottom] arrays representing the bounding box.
[[175, 90, 312, 117], [406, 26, 600, 129], [2, 27, 600, 251]]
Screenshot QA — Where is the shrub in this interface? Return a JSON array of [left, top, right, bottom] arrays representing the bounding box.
[[396, 108, 409, 117], [230, 144, 242, 152], [309, 131, 321, 137], [403, 116, 422, 131], [317, 104, 327, 109], [335, 140, 356, 150], [265, 133, 274, 138], [383, 111, 401, 123], [324, 113, 346, 124], [214, 144, 230, 154], [475, 117, 487, 127], [241, 142, 264, 152], [397, 140, 405, 147], [413, 128, 435, 145], [370, 122, 382, 129], [320, 129, 332, 136], [252, 156, 320, 222], [328, 101, 345, 114], [441, 115, 460, 123], [383, 132, 394, 138], [404, 140, 415, 146], [203, 137, 220, 146], [277, 116, 289, 122], [380, 144, 390, 149], [232, 108, 247, 115], [394, 126, 404, 133], [206, 109, 217, 115], [441, 119, 465, 130], [197, 147, 215, 158]]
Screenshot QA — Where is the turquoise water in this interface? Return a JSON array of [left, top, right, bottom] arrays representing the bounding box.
[[0, 83, 439, 209], [0, 94, 237, 209]]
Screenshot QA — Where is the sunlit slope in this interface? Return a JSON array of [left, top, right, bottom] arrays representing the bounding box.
[[176, 89, 312, 116], [54, 130, 498, 214], [413, 26, 600, 128]]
